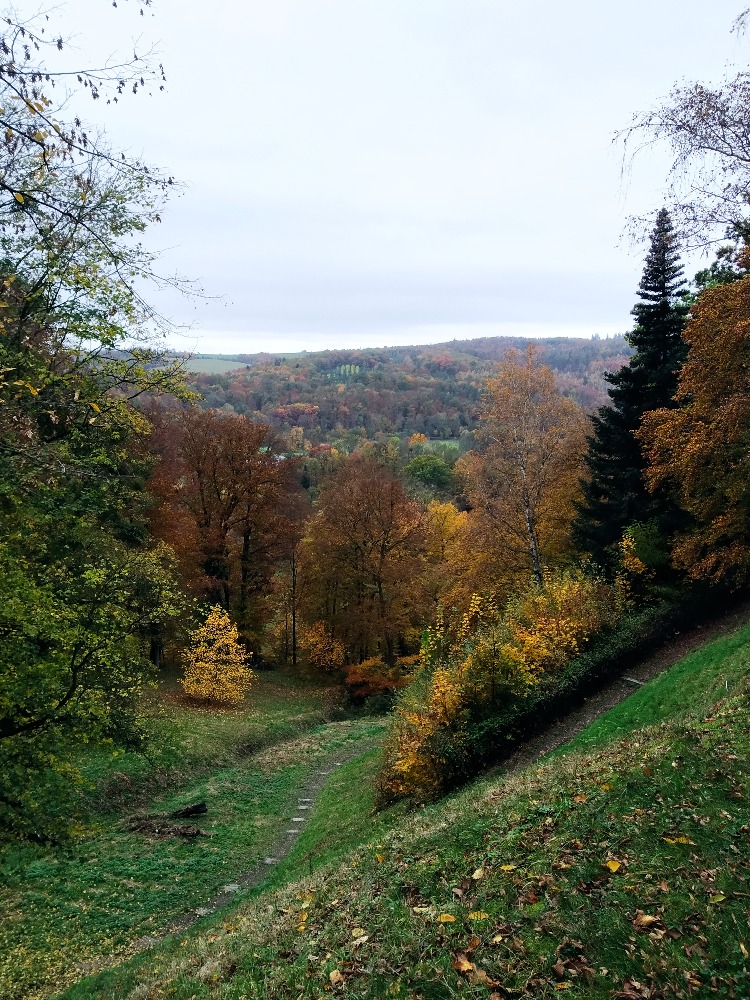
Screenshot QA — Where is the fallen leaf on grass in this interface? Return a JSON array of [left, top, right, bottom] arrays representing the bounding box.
[[437, 913, 456, 923], [633, 912, 665, 932], [452, 952, 475, 973], [604, 860, 622, 873], [469, 911, 489, 920], [613, 979, 654, 998], [329, 969, 344, 986], [351, 927, 366, 937], [472, 966, 500, 987], [709, 893, 726, 904], [662, 835, 695, 845], [500, 864, 517, 871], [351, 934, 369, 948], [472, 867, 485, 880]]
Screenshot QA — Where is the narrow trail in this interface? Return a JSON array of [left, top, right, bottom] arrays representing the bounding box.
[[489, 597, 750, 779], [127, 727, 384, 954]]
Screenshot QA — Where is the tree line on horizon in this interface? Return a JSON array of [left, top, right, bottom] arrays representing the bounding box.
[[185, 334, 632, 447]]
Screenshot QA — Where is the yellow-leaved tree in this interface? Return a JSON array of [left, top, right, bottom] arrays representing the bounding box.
[[182, 607, 255, 704]]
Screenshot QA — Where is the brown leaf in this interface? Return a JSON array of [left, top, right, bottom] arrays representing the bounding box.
[[552, 959, 567, 979], [471, 966, 500, 987]]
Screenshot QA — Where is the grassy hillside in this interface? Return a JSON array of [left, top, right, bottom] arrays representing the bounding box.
[[0, 675, 385, 1000], [61, 618, 750, 999]]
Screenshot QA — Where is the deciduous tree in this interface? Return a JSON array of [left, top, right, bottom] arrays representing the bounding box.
[[147, 408, 304, 646], [639, 260, 750, 584], [182, 607, 254, 704], [459, 349, 588, 591], [301, 453, 428, 666]]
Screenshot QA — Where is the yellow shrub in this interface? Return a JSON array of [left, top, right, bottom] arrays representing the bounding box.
[[379, 571, 625, 803], [181, 606, 254, 705], [301, 621, 345, 673]]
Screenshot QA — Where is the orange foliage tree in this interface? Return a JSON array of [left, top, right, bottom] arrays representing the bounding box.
[[147, 407, 304, 645], [456, 349, 589, 598], [639, 266, 750, 583], [300, 453, 428, 666]]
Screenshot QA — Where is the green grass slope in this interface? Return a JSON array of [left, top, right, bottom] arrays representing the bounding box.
[[62, 619, 750, 999], [0, 675, 378, 1000]]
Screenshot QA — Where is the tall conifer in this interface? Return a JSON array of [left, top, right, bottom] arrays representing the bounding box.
[[573, 209, 688, 567]]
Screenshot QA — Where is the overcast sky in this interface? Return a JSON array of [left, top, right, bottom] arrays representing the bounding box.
[[60, 0, 747, 354]]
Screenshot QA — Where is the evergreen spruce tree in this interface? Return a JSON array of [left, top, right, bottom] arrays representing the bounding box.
[[573, 209, 688, 568]]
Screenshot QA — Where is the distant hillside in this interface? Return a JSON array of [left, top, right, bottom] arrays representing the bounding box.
[[179, 335, 632, 446]]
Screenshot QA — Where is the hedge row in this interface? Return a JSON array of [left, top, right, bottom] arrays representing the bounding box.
[[426, 585, 738, 793]]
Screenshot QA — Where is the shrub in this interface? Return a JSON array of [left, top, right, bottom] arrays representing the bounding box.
[[344, 656, 414, 702], [378, 571, 628, 804], [181, 607, 254, 705]]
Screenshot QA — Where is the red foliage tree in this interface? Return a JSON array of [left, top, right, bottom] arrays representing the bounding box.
[[147, 407, 304, 645]]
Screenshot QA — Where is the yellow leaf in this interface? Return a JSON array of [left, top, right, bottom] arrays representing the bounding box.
[[376, 853, 385, 863], [599, 783, 612, 791], [709, 893, 726, 904], [437, 913, 456, 923], [740, 942, 748, 958], [604, 860, 622, 873], [662, 836, 695, 845], [351, 927, 366, 937], [500, 864, 517, 871], [556, 985, 572, 991], [451, 953, 475, 973], [472, 867, 485, 880], [89, 402, 101, 412], [14, 193, 24, 204], [468, 911, 490, 920]]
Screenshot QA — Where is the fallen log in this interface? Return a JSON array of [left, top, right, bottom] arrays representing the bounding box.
[[169, 802, 208, 819]]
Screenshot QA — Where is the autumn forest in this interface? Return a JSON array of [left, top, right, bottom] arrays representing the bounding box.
[[2, 5, 750, 999]]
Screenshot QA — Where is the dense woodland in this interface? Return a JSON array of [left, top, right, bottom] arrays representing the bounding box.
[[2, 2, 750, 848], [180, 334, 632, 447]]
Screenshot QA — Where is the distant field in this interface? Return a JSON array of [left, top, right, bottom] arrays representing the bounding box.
[[181, 357, 248, 374]]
